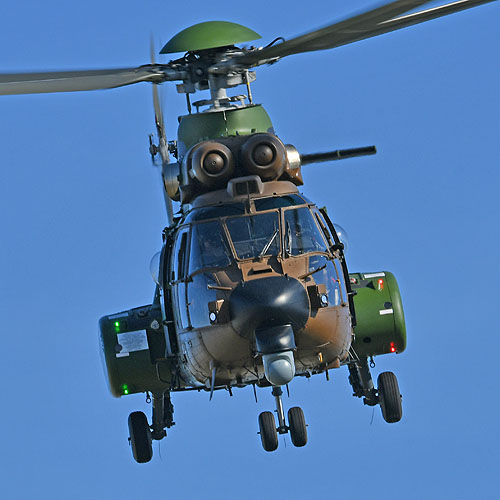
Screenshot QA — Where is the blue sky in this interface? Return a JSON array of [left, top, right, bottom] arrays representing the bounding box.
[[0, 1, 499, 499]]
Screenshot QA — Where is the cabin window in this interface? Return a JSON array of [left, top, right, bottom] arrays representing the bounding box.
[[284, 207, 328, 256], [226, 212, 280, 260]]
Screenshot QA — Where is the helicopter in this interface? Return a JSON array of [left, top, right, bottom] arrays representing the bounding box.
[[0, 0, 496, 463]]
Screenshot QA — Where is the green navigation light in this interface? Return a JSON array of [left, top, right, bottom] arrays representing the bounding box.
[[122, 384, 129, 395], [114, 321, 120, 332]]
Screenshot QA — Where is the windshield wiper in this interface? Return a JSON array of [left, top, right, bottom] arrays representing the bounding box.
[[259, 229, 278, 257], [299, 264, 327, 280], [285, 222, 292, 256]]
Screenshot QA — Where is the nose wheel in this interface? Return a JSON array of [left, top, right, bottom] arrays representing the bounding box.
[[258, 386, 308, 452], [287, 406, 307, 447], [258, 411, 278, 451]]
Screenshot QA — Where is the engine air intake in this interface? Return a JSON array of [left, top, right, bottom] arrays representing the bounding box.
[[241, 133, 286, 180], [189, 141, 235, 188]]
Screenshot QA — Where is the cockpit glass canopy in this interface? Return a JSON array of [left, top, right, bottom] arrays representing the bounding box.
[[186, 203, 330, 274], [184, 194, 310, 224], [284, 207, 328, 256], [190, 220, 231, 273], [254, 194, 306, 212], [226, 212, 280, 259], [184, 203, 245, 223]]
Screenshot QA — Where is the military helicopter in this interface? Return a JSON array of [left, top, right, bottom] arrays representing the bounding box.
[[0, 0, 495, 463]]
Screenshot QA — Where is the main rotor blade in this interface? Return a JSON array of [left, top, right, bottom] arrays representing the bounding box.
[[218, 0, 495, 69], [150, 37, 166, 138], [150, 35, 175, 225], [0, 65, 176, 96], [355, 0, 496, 44]]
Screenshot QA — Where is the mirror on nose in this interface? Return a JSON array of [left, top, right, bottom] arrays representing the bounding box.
[[150, 251, 161, 285]]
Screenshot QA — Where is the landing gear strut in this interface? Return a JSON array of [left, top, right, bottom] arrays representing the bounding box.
[[348, 358, 402, 423], [128, 391, 175, 463], [258, 386, 307, 452]]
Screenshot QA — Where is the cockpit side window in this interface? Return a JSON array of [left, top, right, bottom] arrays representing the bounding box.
[[189, 221, 231, 273], [172, 229, 189, 282], [313, 209, 334, 247], [284, 207, 328, 256]]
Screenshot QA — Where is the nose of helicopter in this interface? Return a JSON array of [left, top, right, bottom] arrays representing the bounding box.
[[229, 275, 310, 339], [229, 275, 309, 386]]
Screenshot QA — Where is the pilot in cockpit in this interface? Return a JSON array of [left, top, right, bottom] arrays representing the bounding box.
[[200, 228, 230, 268], [289, 220, 325, 255]]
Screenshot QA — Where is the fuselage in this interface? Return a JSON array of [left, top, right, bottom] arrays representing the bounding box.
[[163, 180, 353, 390]]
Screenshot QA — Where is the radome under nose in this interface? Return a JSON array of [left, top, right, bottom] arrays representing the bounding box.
[[229, 275, 310, 338], [229, 276, 310, 386]]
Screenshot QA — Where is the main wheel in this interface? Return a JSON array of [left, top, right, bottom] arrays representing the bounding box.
[[377, 372, 403, 423], [258, 411, 278, 452], [287, 407, 307, 447], [128, 411, 153, 463]]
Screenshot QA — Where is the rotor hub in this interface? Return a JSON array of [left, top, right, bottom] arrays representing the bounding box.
[[160, 21, 261, 54]]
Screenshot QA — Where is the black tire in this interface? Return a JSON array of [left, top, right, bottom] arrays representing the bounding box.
[[258, 411, 278, 452], [377, 372, 403, 423], [288, 406, 307, 447], [128, 411, 153, 463]]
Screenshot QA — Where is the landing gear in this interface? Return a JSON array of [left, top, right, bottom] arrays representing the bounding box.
[[348, 358, 403, 423], [288, 407, 307, 447], [128, 391, 175, 463], [258, 411, 278, 451], [348, 358, 378, 406], [377, 371, 402, 423], [128, 411, 152, 463], [258, 386, 307, 452]]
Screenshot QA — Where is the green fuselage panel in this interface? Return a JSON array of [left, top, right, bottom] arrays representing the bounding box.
[[99, 305, 173, 397], [177, 105, 274, 156], [349, 271, 407, 358]]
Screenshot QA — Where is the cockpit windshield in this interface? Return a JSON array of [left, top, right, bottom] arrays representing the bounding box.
[[190, 220, 231, 273], [284, 207, 328, 256], [226, 212, 280, 260], [186, 202, 329, 274]]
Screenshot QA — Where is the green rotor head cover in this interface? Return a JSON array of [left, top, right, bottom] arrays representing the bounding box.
[[160, 21, 261, 54]]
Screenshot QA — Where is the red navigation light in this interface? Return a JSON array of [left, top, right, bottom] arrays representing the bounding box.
[[378, 279, 384, 291], [390, 342, 396, 353]]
